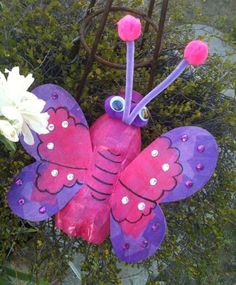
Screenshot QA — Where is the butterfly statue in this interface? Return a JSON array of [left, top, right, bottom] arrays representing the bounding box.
[[7, 15, 218, 263]]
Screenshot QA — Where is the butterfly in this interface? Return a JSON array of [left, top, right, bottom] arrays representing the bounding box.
[[7, 15, 218, 263]]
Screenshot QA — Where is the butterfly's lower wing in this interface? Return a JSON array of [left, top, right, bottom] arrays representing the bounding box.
[[110, 126, 218, 262], [8, 162, 83, 221], [111, 203, 166, 263], [7, 84, 92, 221]]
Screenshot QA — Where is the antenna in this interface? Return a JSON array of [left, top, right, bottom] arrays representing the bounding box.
[[126, 40, 209, 125], [117, 15, 208, 126], [117, 15, 142, 124]]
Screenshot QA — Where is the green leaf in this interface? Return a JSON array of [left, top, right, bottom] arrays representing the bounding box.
[[1, 266, 33, 282], [0, 135, 16, 153]]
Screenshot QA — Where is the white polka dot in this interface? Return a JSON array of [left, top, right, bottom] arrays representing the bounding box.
[[162, 163, 170, 172], [51, 169, 58, 177], [67, 173, 74, 181], [151, 149, 159, 157], [138, 202, 146, 211], [47, 142, 54, 150], [150, 178, 157, 185], [48, 124, 54, 131], [121, 196, 129, 205], [62, 121, 69, 128]]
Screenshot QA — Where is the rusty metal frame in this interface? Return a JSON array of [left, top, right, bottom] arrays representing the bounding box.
[[79, 6, 159, 69], [76, 0, 169, 96]]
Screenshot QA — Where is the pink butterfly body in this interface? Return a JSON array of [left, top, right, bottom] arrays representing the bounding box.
[[56, 113, 141, 244]]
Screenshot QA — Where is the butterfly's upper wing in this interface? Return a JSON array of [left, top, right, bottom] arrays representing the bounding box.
[[110, 126, 218, 262], [7, 84, 92, 221]]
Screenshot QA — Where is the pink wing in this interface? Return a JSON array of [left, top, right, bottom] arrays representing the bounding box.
[[7, 84, 92, 221], [110, 126, 218, 262]]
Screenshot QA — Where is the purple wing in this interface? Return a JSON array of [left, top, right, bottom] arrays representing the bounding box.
[[8, 162, 83, 221], [110, 126, 218, 262], [7, 84, 92, 221], [110, 204, 166, 263], [159, 126, 218, 203], [20, 84, 89, 160]]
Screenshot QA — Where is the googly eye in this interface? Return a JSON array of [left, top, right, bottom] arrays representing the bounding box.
[[110, 96, 125, 112], [138, 107, 149, 121], [131, 106, 149, 128]]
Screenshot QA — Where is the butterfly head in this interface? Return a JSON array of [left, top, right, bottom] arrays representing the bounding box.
[[105, 15, 208, 128], [105, 90, 149, 128]]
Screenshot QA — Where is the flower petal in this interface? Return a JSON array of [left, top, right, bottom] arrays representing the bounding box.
[[19, 95, 46, 113], [23, 112, 49, 134], [5, 67, 34, 90], [21, 122, 34, 145], [4, 67, 34, 104], [0, 120, 19, 142], [1, 105, 23, 124]]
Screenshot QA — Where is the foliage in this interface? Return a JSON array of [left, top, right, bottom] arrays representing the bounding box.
[[0, 0, 235, 284]]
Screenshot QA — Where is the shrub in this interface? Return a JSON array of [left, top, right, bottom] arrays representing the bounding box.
[[0, 0, 235, 284]]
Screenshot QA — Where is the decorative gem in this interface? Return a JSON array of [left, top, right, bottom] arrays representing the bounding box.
[[141, 240, 148, 248], [15, 178, 23, 186], [151, 149, 159, 157], [185, 180, 193, 188], [123, 243, 130, 250], [51, 169, 58, 177], [152, 223, 159, 232], [51, 92, 58, 99], [62, 121, 69, 128], [162, 163, 170, 172], [196, 163, 204, 171], [18, 198, 25, 206], [47, 142, 54, 150], [138, 202, 146, 211], [197, 145, 205, 153], [48, 124, 54, 131], [121, 196, 129, 205], [181, 134, 188, 142], [67, 173, 74, 181], [150, 178, 157, 185], [39, 206, 46, 214]]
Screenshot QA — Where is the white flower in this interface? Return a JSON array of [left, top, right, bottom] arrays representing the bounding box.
[[0, 120, 19, 142], [0, 67, 49, 145]]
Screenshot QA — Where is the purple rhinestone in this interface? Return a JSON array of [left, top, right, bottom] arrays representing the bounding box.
[[15, 178, 23, 186], [185, 180, 193, 188], [39, 206, 46, 214], [181, 134, 188, 142], [196, 163, 204, 171], [51, 92, 58, 100], [123, 243, 130, 250], [141, 240, 149, 248], [152, 223, 159, 231], [18, 198, 25, 206], [197, 145, 205, 153]]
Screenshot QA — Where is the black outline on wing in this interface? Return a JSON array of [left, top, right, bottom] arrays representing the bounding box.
[[111, 136, 183, 224], [36, 163, 83, 195], [34, 107, 91, 195]]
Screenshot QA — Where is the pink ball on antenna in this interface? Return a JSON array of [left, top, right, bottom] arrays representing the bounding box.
[[117, 15, 142, 42], [184, 40, 208, 66]]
